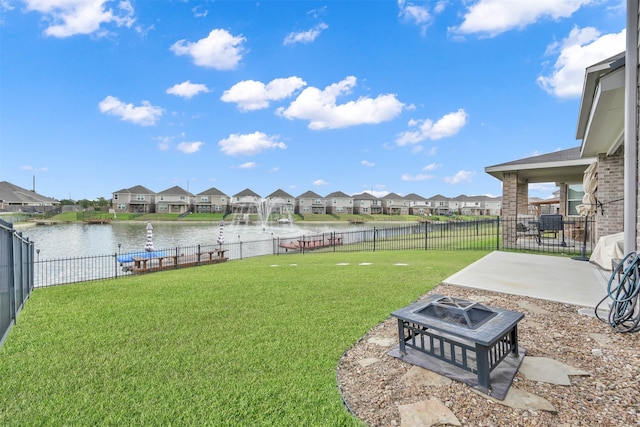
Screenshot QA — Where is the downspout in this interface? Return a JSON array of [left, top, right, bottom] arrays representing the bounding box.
[[624, 0, 638, 255]]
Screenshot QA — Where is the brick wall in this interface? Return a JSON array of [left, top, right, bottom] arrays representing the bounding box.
[[598, 147, 625, 240], [502, 172, 518, 246]]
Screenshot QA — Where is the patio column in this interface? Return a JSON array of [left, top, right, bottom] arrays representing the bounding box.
[[502, 172, 519, 247], [516, 180, 529, 216], [559, 184, 567, 217]]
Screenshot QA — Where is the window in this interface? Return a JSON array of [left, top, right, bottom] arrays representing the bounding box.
[[201, 196, 209, 202], [114, 194, 119, 200], [567, 183, 584, 215], [180, 195, 185, 200], [117, 203, 125, 210], [136, 195, 145, 201]]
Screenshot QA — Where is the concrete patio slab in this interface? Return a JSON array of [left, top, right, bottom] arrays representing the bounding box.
[[442, 251, 610, 308]]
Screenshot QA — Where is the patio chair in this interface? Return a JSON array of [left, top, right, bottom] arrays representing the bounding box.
[[534, 214, 566, 246]]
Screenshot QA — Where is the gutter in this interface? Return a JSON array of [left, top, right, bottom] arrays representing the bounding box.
[[624, 0, 638, 255]]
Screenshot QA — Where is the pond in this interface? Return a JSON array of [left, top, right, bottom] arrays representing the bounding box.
[[17, 221, 367, 260]]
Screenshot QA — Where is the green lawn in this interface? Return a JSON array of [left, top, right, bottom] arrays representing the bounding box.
[[0, 250, 487, 426]]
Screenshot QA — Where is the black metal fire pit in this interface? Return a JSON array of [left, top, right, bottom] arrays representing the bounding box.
[[389, 294, 525, 400]]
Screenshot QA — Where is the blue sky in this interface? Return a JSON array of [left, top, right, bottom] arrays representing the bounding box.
[[0, 0, 627, 201]]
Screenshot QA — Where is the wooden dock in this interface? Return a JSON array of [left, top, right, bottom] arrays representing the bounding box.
[[84, 219, 112, 224], [278, 237, 342, 252], [128, 249, 228, 274]]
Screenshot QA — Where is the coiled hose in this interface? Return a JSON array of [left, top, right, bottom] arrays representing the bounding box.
[[595, 252, 640, 333]]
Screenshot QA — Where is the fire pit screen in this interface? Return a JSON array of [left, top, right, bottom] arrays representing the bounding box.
[[415, 296, 497, 329], [389, 294, 525, 400]]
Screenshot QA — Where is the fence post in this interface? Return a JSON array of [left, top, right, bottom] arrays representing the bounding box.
[[114, 253, 118, 279], [496, 216, 501, 250], [424, 221, 429, 251], [373, 227, 377, 252]]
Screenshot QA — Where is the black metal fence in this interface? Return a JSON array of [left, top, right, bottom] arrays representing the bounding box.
[[0, 219, 35, 345], [32, 217, 596, 288]]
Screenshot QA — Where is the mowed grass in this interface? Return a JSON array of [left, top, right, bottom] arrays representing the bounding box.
[[0, 250, 487, 426]]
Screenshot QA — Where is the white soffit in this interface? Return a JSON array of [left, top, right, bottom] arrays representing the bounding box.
[[580, 66, 624, 157]]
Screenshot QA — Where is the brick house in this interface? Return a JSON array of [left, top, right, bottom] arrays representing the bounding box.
[[427, 194, 451, 215], [265, 189, 295, 216], [404, 193, 429, 216], [296, 190, 327, 215], [231, 188, 262, 214], [195, 187, 229, 214], [112, 185, 156, 213], [325, 191, 353, 215], [155, 186, 194, 214], [352, 192, 382, 215], [380, 192, 409, 215]]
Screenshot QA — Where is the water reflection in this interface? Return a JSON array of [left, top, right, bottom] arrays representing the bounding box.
[[19, 221, 364, 260]]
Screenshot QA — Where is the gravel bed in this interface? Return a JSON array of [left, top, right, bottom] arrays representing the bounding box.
[[337, 284, 640, 427]]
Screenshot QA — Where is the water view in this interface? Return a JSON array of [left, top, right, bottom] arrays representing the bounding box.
[[17, 221, 367, 260]]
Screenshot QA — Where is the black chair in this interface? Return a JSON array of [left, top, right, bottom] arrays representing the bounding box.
[[535, 214, 566, 246]]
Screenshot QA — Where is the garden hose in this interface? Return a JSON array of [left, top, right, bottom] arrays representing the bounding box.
[[595, 252, 640, 333]]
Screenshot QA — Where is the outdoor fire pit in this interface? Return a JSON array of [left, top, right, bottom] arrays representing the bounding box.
[[389, 294, 525, 400]]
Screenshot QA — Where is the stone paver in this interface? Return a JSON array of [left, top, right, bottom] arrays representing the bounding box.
[[519, 356, 590, 385], [400, 366, 452, 388], [398, 398, 461, 427], [517, 300, 552, 315], [368, 336, 396, 347], [471, 386, 557, 414], [357, 357, 380, 368]]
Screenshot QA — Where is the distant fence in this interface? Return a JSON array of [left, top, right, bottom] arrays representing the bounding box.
[[0, 219, 35, 345], [32, 217, 596, 288]]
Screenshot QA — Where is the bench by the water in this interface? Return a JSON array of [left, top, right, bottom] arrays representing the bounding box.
[[278, 237, 342, 252], [127, 249, 228, 274]]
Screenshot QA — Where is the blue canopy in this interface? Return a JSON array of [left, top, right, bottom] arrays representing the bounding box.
[[117, 250, 168, 263]]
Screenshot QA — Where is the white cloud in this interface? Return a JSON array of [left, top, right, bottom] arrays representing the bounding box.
[[398, 0, 433, 26], [24, 0, 135, 38], [218, 132, 286, 156], [166, 81, 210, 99], [177, 141, 203, 154], [170, 29, 245, 70], [313, 179, 328, 186], [537, 27, 626, 98], [284, 23, 328, 45], [529, 182, 559, 194], [192, 5, 208, 18], [401, 173, 433, 181], [423, 162, 441, 171], [238, 162, 257, 169], [21, 165, 48, 172], [452, 0, 596, 37], [221, 77, 307, 111], [277, 76, 404, 129], [444, 170, 475, 184], [396, 109, 468, 146], [98, 95, 163, 126], [361, 160, 375, 167]]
